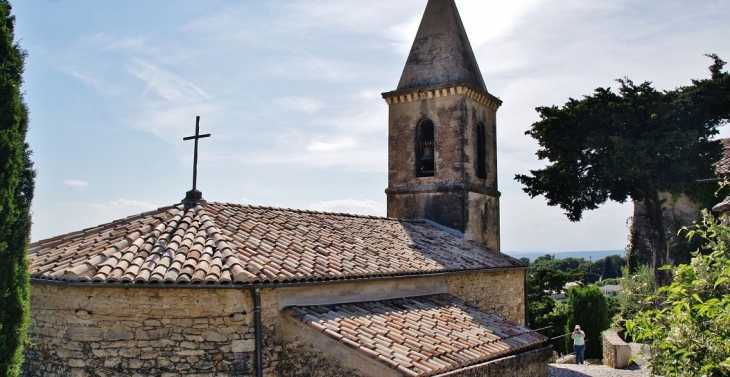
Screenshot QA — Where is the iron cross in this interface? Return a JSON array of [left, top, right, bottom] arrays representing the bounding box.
[[183, 116, 211, 193]]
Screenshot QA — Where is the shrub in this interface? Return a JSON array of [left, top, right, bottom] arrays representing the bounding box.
[[565, 285, 609, 359]]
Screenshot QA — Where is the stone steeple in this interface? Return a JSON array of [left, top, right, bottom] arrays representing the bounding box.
[[397, 0, 487, 92], [383, 0, 502, 250]]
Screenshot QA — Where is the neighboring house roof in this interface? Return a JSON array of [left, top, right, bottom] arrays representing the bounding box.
[[600, 284, 622, 293], [283, 293, 548, 377], [563, 281, 581, 291], [395, 0, 487, 92], [28, 203, 525, 285], [716, 138, 730, 176]]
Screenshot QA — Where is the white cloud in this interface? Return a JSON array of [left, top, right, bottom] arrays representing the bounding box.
[[128, 102, 222, 140], [125, 59, 210, 102], [359, 89, 379, 99], [103, 35, 153, 53], [458, 0, 546, 48], [306, 138, 355, 152], [51, 199, 160, 238], [275, 96, 325, 114], [65, 69, 123, 96], [388, 16, 421, 55], [85, 199, 158, 213], [308, 198, 385, 216], [63, 179, 89, 188], [265, 55, 358, 82]]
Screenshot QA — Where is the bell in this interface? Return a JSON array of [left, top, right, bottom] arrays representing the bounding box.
[[420, 142, 434, 161]]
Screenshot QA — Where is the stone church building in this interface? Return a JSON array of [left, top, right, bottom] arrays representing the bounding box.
[[22, 0, 551, 376]]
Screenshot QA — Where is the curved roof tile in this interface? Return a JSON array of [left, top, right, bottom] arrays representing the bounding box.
[[28, 203, 525, 285], [284, 294, 548, 376]]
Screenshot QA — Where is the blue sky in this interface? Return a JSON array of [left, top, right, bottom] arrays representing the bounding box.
[[13, 0, 730, 253]]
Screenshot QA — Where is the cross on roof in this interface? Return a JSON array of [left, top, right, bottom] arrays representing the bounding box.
[[182, 116, 211, 205]]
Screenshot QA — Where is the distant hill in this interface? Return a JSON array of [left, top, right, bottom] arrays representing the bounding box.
[[502, 249, 625, 262]]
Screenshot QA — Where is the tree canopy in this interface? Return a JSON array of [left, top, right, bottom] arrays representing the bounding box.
[[0, 1, 35, 375], [516, 55, 730, 288]]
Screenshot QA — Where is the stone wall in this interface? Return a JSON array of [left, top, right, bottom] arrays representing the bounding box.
[[276, 270, 526, 328], [602, 330, 631, 369], [23, 284, 270, 377], [632, 192, 702, 266], [279, 316, 396, 377], [447, 270, 526, 325], [435, 346, 552, 377], [23, 270, 528, 377], [278, 344, 370, 377]]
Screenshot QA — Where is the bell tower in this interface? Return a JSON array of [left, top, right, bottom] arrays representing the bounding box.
[[383, 0, 502, 249]]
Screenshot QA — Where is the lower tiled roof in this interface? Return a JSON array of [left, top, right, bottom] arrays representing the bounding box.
[[717, 138, 730, 176], [28, 203, 525, 285], [283, 294, 548, 377]]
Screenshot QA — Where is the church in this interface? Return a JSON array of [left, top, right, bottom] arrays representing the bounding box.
[[22, 1, 551, 376]]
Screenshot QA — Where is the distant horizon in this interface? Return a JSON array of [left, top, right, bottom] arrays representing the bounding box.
[[502, 249, 626, 261], [503, 249, 625, 255]]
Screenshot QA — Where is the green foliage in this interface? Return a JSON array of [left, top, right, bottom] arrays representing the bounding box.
[[566, 285, 610, 360], [585, 272, 601, 285], [526, 255, 625, 356], [596, 278, 620, 286], [0, 1, 35, 376], [615, 264, 656, 323], [626, 210, 730, 376], [516, 56, 730, 289], [526, 256, 583, 355]]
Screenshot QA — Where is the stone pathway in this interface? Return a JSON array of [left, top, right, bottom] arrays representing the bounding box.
[[549, 343, 651, 377], [549, 363, 649, 377]]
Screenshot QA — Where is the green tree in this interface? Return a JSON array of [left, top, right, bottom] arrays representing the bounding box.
[[565, 285, 609, 360], [0, 1, 35, 376], [589, 255, 626, 280], [626, 210, 730, 376], [527, 256, 585, 355], [615, 264, 655, 323], [515, 56, 730, 289]]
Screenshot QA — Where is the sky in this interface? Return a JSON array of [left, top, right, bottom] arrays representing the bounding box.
[[12, 0, 730, 253]]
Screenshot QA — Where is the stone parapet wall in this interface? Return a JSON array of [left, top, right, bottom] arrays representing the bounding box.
[[434, 345, 551, 377], [447, 269, 526, 325], [279, 343, 370, 377], [22, 284, 270, 377], [602, 330, 631, 369], [23, 272, 530, 377]]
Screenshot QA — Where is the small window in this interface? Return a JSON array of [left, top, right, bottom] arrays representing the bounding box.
[[416, 119, 435, 177], [476, 121, 486, 180]]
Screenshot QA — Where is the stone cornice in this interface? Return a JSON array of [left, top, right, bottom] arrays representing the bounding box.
[[381, 82, 502, 111], [385, 182, 501, 198]]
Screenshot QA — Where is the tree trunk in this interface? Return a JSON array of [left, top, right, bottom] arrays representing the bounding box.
[[640, 179, 671, 289]]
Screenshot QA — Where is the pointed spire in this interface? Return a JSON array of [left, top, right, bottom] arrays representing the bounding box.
[[397, 0, 487, 92]]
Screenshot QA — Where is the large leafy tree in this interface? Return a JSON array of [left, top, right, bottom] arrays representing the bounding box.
[[0, 1, 35, 376], [516, 56, 730, 288]]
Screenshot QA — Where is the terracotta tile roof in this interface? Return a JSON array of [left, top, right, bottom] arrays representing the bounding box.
[[28, 203, 525, 285], [716, 138, 730, 176], [283, 294, 548, 377]]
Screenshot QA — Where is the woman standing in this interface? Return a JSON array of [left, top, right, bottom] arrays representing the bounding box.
[[571, 325, 586, 364]]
